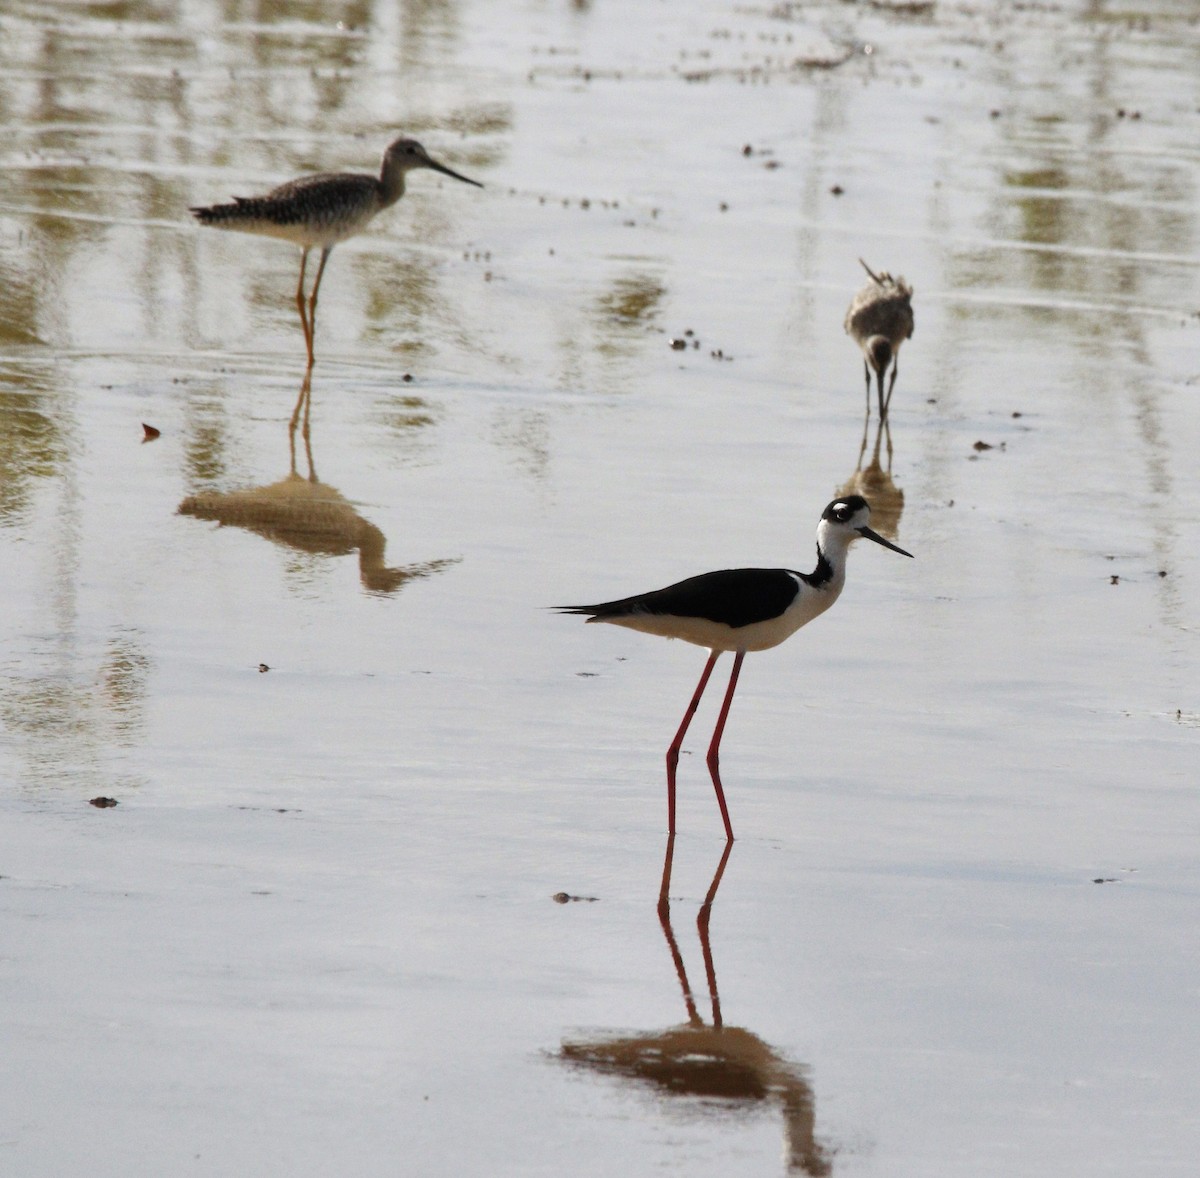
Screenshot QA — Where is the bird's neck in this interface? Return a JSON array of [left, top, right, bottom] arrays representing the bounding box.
[[378, 161, 408, 207], [809, 540, 847, 592]]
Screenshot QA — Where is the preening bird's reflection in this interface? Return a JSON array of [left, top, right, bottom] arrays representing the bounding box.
[[178, 368, 456, 595], [560, 838, 832, 1175], [838, 407, 905, 544]]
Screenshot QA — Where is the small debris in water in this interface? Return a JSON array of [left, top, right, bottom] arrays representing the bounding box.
[[742, 144, 753, 156], [669, 337, 688, 350], [1092, 877, 1118, 884], [972, 440, 994, 451], [830, 184, 844, 195], [552, 892, 599, 904], [90, 797, 119, 808], [718, 201, 729, 211], [141, 422, 161, 442], [990, 108, 1002, 118]]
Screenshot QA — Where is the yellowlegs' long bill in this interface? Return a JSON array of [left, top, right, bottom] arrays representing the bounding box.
[[844, 259, 914, 422], [557, 495, 912, 841], [191, 137, 482, 365]]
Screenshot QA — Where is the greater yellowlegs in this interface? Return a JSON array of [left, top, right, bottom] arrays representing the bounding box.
[[844, 259, 914, 421], [557, 495, 913, 841], [191, 137, 482, 364]]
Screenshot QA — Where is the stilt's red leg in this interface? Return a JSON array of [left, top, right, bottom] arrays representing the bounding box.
[[697, 839, 734, 1026], [666, 651, 721, 835], [656, 833, 701, 1025], [705, 651, 744, 842]]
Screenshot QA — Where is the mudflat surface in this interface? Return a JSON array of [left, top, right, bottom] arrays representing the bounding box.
[[2, 1, 1198, 1174]]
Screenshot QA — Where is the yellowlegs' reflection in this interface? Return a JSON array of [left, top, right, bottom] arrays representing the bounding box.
[[838, 408, 905, 544], [178, 368, 456, 595], [560, 839, 832, 1174]]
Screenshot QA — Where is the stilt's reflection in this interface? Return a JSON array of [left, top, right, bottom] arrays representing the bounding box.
[[838, 407, 904, 543], [178, 367, 456, 595], [560, 839, 831, 1174]]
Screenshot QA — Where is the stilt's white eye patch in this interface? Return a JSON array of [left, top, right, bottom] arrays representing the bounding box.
[[822, 495, 869, 524]]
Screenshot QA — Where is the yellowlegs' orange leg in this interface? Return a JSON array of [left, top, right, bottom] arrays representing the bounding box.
[[288, 367, 311, 464], [300, 392, 315, 477], [856, 402, 870, 468], [305, 247, 332, 364], [883, 361, 899, 420], [295, 248, 314, 366]]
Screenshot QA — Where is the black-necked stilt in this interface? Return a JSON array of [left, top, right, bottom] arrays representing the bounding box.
[[844, 259, 914, 422], [191, 137, 482, 365], [558, 495, 912, 841]]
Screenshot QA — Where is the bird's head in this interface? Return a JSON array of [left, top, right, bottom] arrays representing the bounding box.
[[383, 137, 482, 187], [865, 335, 893, 376], [819, 495, 913, 558]]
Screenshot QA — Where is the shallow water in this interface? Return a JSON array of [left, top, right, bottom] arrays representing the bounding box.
[[2, 0, 1199, 1174]]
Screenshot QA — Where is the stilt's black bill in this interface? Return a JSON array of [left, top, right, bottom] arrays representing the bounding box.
[[857, 525, 913, 557]]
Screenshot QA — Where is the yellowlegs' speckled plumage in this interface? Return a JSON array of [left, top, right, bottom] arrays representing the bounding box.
[[557, 496, 913, 841], [191, 137, 482, 365], [843, 259, 914, 422]]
